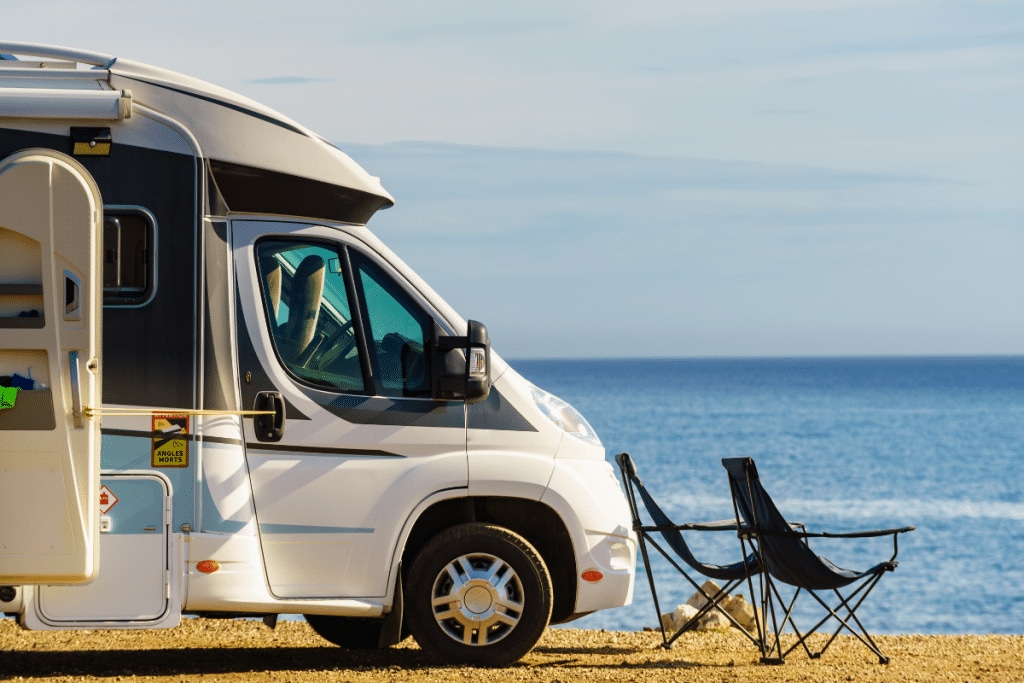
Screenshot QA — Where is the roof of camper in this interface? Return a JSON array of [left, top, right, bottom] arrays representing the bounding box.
[[0, 42, 394, 219]]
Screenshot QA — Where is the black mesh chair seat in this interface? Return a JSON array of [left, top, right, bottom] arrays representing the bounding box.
[[722, 457, 914, 664]]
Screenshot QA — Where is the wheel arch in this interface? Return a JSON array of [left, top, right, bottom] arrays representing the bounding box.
[[400, 496, 578, 624]]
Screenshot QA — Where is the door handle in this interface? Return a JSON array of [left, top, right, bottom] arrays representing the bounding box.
[[69, 350, 84, 428], [253, 391, 286, 442]]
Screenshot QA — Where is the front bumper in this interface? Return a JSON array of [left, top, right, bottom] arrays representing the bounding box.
[[540, 457, 636, 614]]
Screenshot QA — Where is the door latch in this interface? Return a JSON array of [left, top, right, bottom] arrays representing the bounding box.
[[253, 391, 286, 442]]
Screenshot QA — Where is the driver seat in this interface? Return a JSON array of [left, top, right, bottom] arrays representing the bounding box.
[[282, 254, 326, 363]]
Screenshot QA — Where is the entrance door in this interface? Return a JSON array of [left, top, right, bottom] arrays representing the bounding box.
[[232, 220, 467, 598], [0, 149, 102, 584]]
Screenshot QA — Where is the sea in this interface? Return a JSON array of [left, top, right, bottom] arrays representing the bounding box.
[[513, 356, 1024, 636]]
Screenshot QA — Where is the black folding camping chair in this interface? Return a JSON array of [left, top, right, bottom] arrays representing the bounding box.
[[722, 457, 914, 664], [615, 453, 764, 651]]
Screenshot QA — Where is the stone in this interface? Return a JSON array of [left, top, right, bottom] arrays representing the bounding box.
[[661, 603, 698, 631], [661, 586, 759, 634], [698, 609, 732, 631], [722, 594, 758, 633], [685, 579, 723, 611], [660, 612, 672, 632]]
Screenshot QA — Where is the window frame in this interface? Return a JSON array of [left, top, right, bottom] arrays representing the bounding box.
[[252, 236, 437, 399], [102, 205, 158, 308], [255, 237, 368, 393], [349, 249, 434, 399]]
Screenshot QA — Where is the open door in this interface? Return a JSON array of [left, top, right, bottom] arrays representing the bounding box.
[[0, 149, 103, 584]]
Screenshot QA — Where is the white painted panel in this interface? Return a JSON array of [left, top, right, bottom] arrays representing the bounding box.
[[39, 535, 166, 621]]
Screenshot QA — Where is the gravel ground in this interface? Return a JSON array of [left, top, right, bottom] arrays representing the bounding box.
[[2, 618, 1021, 683]]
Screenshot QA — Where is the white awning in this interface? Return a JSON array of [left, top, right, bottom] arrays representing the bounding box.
[[0, 87, 132, 120]]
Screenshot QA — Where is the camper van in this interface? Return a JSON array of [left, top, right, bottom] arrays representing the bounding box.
[[0, 42, 635, 666]]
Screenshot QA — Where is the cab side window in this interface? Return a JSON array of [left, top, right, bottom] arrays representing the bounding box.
[[255, 239, 433, 399], [256, 239, 364, 392], [352, 253, 432, 398]]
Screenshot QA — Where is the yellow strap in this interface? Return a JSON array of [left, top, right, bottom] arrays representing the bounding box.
[[84, 407, 273, 417]]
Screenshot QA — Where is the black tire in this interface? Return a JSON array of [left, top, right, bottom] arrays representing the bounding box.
[[405, 523, 553, 667], [304, 614, 384, 649]]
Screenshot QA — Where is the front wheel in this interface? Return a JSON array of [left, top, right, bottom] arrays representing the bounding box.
[[406, 523, 553, 667]]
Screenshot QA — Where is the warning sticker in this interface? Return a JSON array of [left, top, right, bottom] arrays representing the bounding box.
[[152, 414, 189, 468], [99, 484, 119, 515]]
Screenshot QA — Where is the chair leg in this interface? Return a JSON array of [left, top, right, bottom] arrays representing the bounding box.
[[770, 574, 892, 664], [664, 578, 762, 649], [635, 532, 672, 649], [734, 537, 773, 661], [812, 580, 889, 663], [643, 534, 764, 650], [761, 575, 800, 664]]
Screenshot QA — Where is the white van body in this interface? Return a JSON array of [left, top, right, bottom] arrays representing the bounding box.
[[0, 43, 634, 666]]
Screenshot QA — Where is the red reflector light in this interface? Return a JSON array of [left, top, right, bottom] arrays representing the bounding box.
[[581, 569, 603, 583], [197, 560, 220, 574]]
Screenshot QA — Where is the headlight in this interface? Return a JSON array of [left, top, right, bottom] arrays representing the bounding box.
[[529, 384, 602, 447]]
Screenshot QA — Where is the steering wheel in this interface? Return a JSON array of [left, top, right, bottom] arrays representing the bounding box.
[[312, 320, 356, 369]]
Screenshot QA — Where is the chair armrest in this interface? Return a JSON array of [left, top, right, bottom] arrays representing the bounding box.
[[642, 519, 739, 533], [761, 525, 914, 539], [680, 519, 739, 531], [817, 526, 915, 539]]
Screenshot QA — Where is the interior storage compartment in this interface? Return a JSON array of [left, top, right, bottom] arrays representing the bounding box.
[[0, 349, 53, 430], [0, 227, 44, 328]]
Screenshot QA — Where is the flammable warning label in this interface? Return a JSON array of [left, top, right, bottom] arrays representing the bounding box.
[[152, 414, 189, 468]]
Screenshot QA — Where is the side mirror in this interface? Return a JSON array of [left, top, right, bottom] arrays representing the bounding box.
[[433, 320, 491, 404]]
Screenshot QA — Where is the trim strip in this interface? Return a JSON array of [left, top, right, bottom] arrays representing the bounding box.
[[101, 428, 243, 448], [101, 428, 400, 458], [258, 524, 373, 534], [245, 443, 403, 458], [114, 74, 308, 135]]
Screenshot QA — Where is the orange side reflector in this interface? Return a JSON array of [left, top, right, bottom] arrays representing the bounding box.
[[581, 569, 604, 582], [197, 560, 220, 574]]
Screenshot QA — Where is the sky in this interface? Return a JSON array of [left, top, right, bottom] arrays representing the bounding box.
[[5, 1, 1023, 358]]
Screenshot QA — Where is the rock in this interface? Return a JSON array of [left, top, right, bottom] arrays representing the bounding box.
[[661, 586, 758, 634], [672, 604, 698, 630], [722, 594, 757, 633], [661, 603, 699, 631], [697, 609, 732, 631], [685, 580, 723, 611]]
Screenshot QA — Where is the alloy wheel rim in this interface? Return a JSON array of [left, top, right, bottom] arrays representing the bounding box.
[[429, 552, 524, 646]]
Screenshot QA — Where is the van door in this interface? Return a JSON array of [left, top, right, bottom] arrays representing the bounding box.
[[0, 149, 102, 584], [232, 220, 467, 599]]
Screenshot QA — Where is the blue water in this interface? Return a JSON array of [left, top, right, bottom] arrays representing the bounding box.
[[514, 356, 1024, 635]]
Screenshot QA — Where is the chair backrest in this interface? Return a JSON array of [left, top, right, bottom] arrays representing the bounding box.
[[284, 254, 326, 352], [617, 453, 704, 570], [723, 457, 850, 590], [722, 457, 791, 535], [262, 260, 282, 322], [619, 453, 755, 579]]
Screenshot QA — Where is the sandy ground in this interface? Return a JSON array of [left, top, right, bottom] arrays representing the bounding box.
[[2, 618, 1022, 682]]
